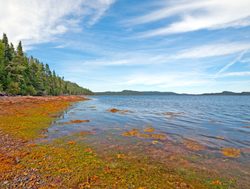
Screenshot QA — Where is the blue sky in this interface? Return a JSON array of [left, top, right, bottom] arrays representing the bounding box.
[[1, 0, 250, 93]]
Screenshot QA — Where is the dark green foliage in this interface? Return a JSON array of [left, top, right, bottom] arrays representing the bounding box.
[[0, 41, 4, 92], [0, 34, 93, 96]]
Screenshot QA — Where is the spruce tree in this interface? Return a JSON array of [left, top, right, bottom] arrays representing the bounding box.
[[0, 33, 93, 96], [0, 41, 5, 92]]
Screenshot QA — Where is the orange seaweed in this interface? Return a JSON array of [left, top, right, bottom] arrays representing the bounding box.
[[68, 141, 76, 145], [122, 129, 140, 137], [116, 153, 126, 159], [108, 108, 132, 114], [109, 108, 120, 113], [70, 120, 90, 123], [144, 127, 155, 133], [60, 119, 90, 125], [183, 139, 204, 151], [221, 148, 241, 158], [151, 133, 167, 140], [122, 128, 167, 141], [211, 180, 222, 185]]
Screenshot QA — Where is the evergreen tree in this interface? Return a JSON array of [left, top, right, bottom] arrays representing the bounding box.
[[5, 41, 26, 94], [0, 41, 5, 92], [0, 33, 93, 96], [17, 41, 24, 57]]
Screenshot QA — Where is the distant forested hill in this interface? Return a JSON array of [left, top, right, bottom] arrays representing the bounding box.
[[0, 34, 92, 96], [95, 90, 180, 95], [95, 90, 250, 96]]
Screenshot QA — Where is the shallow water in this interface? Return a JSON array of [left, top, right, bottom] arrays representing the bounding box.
[[45, 95, 250, 187], [48, 95, 250, 149]]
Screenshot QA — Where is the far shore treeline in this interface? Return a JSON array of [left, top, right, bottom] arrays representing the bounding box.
[[0, 34, 93, 96]]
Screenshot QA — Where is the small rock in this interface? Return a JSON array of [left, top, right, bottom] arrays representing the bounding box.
[[15, 157, 20, 163], [3, 181, 9, 185]]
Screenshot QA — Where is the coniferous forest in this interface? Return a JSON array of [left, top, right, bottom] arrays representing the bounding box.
[[0, 34, 93, 96]]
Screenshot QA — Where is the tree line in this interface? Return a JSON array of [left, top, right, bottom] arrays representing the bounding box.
[[0, 34, 93, 96]]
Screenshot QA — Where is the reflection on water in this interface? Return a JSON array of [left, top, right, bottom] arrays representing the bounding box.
[[48, 95, 250, 149]]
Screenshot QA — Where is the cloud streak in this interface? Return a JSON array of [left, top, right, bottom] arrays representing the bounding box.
[[175, 42, 250, 59], [0, 0, 115, 48], [127, 0, 250, 37], [216, 50, 247, 76], [70, 42, 250, 68], [218, 71, 250, 77], [123, 72, 211, 89]]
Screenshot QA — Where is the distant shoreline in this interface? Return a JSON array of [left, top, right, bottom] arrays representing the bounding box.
[[94, 90, 250, 96]]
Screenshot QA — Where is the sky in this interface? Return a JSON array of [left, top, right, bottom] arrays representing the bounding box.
[[0, 0, 250, 93]]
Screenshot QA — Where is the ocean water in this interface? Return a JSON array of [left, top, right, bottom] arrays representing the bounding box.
[[48, 95, 250, 150]]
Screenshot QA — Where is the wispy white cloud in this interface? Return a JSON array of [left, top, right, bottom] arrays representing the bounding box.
[[124, 72, 211, 88], [218, 71, 250, 77], [128, 0, 250, 37], [175, 42, 250, 59], [0, 0, 115, 48], [64, 53, 172, 68], [240, 58, 250, 63], [70, 42, 250, 67], [215, 50, 247, 76], [122, 70, 250, 92], [86, 0, 115, 26], [126, 1, 213, 26]]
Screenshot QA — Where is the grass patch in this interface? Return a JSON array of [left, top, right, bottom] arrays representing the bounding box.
[[0, 98, 76, 140]]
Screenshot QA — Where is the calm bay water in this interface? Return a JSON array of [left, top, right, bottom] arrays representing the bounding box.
[[48, 95, 250, 150]]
